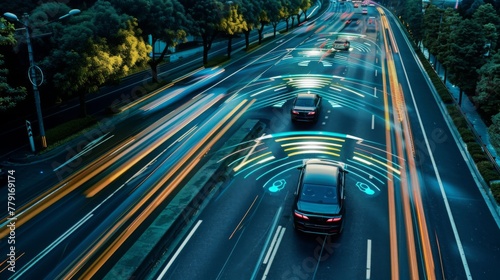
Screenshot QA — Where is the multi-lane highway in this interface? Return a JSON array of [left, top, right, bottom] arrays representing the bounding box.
[[1, 1, 499, 280]]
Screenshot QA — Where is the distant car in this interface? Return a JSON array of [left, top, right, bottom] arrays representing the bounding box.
[[362, 8, 368, 15], [369, 3, 375, 6], [291, 93, 322, 123], [361, 2, 367, 6], [354, 3, 359, 8], [293, 159, 348, 235], [332, 39, 350, 51], [367, 16, 376, 31]]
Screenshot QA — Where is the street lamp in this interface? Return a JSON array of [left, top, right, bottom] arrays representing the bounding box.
[[3, 9, 80, 150]]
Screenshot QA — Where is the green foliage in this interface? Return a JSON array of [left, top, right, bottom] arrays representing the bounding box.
[[221, 4, 248, 35], [0, 18, 16, 46], [476, 161, 500, 185], [474, 52, 500, 117], [489, 112, 500, 154], [0, 18, 27, 112], [44, 116, 97, 148], [458, 127, 476, 142], [400, 0, 423, 44], [447, 19, 486, 94], [422, 5, 442, 56], [491, 181, 500, 203], [36, 0, 152, 116], [416, 51, 454, 103], [446, 105, 468, 128]]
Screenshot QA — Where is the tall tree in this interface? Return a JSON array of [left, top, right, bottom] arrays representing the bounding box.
[[472, 3, 500, 51], [0, 18, 27, 112], [181, 0, 225, 65], [447, 18, 486, 103], [265, 1, 288, 37], [240, 0, 259, 50], [299, 0, 313, 21], [110, 0, 188, 83], [474, 52, 500, 118], [436, 8, 462, 84], [422, 4, 443, 62], [40, 0, 151, 116], [220, 2, 247, 58]]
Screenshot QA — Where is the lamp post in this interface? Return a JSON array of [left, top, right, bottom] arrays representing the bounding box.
[[3, 9, 80, 150]]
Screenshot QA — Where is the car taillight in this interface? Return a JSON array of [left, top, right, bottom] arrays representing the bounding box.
[[326, 217, 342, 222], [294, 211, 309, 220], [307, 111, 316, 115], [292, 110, 300, 115]]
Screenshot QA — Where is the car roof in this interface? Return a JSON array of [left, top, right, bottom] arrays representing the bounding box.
[[296, 93, 318, 99], [302, 161, 340, 186]]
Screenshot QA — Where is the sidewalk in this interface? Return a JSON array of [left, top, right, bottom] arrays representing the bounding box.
[[421, 47, 500, 170]]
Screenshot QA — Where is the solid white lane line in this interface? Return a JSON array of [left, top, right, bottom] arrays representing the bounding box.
[[397, 40, 473, 279], [251, 207, 283, 280], [366, 239, 372, 280], [263, 226, 282, 265], [262, 227, 286, 280], [157, 220, 203, 279], [53, 133, 113, 172]]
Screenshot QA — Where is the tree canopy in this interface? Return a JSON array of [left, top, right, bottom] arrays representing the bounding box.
[[0, 18, 27, 112]]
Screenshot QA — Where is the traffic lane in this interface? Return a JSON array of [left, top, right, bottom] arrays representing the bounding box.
[[229, 102, 393, 279], [158, 169, 289, 279], [387, 9, 500, 279], [159, 138, 393, 280], [261, 173, 392, 280], [46, 99, 237, 279], [0, 91, 224, 277], [1, 67, 228, 214], [409, 111, 500, 280], [0, 116, 200, 278]]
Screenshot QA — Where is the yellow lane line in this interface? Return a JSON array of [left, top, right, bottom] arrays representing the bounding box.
[[229, 195, 259, 239], [380, 35, 400, 280], [383, 13, 435, 279], [402, 103, 436, 280], [384, 25, 420, 280]]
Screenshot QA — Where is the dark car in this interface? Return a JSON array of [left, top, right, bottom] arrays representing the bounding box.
[[332, 39, 350, 51], [293, 159, 347, 235], [291, 93, 322, 123]]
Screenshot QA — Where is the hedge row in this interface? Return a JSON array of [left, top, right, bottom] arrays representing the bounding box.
[[39, 116, 98, 153], [416, 52, 454, 104]]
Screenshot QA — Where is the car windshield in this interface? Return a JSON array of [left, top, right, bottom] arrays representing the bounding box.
[[299, 184, 338, 204], [295, 97, 315, 107]]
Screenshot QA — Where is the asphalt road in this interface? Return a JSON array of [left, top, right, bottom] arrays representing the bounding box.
[[1, 1, 499, 280]]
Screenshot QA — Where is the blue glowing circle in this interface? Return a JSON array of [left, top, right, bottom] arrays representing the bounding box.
[[356, 182, 376, 196], [268, 179, 286, 193]]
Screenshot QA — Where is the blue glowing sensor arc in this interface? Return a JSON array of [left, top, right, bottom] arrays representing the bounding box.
[[268, 179, 286, 193], [356, 182, 376, 195]]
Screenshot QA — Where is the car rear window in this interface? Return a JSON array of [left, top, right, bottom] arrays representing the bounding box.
[[295, 97, 316, 107], [300, 184, 338, 204]]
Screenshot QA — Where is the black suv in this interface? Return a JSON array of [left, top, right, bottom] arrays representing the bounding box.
[[293, 159, 347, 235]]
